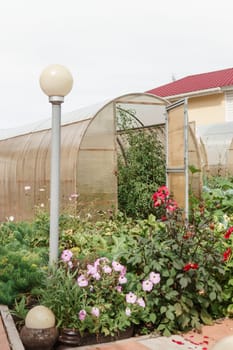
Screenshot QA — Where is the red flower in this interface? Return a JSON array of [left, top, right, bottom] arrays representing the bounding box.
[[158, 185, 169, 197], [223, 247, 232, 261], [153, 198, 163, 207], [224, 227, 233, 239], [166, 199, 178, 212], [183, 263, 199, 271]]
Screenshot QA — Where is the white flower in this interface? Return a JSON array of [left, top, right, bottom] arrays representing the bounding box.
[[125, 307, 131, 316]]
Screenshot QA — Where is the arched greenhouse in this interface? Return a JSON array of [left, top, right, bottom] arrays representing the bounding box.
[[0, 93, 170, 222]]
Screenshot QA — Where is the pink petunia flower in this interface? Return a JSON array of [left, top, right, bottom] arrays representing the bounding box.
[[126, 292, 137, 304], [149, 272, 161, 285], [115, 285, 122, 292], [92, 272, 101, 280], [102, 265, 112, 274], [120, 266, 127, 276], [87, 264, 98, 276], [91, 307, 100, 318], [118, 275, 127, 284], [77, 274, 89, 287], [78, 309, 87, 321], [112, 261, 125, 272], [142, 279, 153, 292], [61, 249, 73, 262], [137, 297, 146, 308]]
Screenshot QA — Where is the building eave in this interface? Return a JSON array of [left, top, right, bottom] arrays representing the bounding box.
[[165, 87, 222, 101]]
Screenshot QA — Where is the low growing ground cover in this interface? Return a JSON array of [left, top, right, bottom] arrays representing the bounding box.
[[0, 177, 232, 338]]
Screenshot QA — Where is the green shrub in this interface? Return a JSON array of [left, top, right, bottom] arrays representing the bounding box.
[[117, 108, 166, 219]]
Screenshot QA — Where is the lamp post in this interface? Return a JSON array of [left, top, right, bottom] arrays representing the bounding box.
[[39, 64, 73, 265]]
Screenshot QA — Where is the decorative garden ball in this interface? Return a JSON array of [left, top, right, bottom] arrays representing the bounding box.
[[25, 305, 55, 328], [20, 305, 58, 350], [212, 335, 233, 350]]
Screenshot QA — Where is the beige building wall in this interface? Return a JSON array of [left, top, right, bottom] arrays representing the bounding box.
[[186, 93, 225, 126]]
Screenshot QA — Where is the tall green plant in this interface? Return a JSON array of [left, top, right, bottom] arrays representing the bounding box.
[[117, 108, 166, 219]]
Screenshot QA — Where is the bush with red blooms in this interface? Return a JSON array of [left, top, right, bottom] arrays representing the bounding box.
[[152, 185, 178, 220], [121, 185, 231, 335]]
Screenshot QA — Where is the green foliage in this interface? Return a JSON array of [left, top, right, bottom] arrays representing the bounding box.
[[118, 208, 226, 334], [117, 108, 166, 219], [0, 244, 45, 306], [5, 175, 233, 338]]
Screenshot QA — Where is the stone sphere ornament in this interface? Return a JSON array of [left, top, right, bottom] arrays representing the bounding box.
[[25, 305, 56, 329], [20, 305, 58, 350], [212, 335, 233, 350]]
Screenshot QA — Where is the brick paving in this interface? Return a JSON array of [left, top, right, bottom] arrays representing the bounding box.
[[58, 335, 205, 350], [86, 340, 150, 350], [0, 315, 11, 350]]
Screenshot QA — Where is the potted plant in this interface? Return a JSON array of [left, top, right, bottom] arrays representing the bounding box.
[[37, 250, 161, 346]]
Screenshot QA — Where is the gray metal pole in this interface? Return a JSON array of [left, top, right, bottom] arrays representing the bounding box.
[[49, 96, 64, 266]]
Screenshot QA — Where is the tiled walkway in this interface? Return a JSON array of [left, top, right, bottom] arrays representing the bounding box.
[[0, 314, 10, 350], [57, 335, 205, 350]]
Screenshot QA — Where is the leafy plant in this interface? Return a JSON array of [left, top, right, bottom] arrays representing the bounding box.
[[0, 244, 45, 306], [117, 107, 166, 219], [119, 186, 228, 335], [38, 253, 159, 336]]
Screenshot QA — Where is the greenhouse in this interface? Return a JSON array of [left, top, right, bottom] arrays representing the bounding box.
[[0, 93, 171, 221], [0, 93, 207, 222], [197, 122, 233, 177]]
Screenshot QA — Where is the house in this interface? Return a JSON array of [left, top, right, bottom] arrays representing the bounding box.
[[147, 67, 233, 126]]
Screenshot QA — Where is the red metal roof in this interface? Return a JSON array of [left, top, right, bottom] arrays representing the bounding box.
[[147, 67, 233, 97]]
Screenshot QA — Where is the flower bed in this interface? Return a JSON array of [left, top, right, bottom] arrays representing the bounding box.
[[2, 181, 233, 341]]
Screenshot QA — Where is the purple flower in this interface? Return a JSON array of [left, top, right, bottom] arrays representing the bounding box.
[[78, 309, 87, 321], [125, 307, 131, 316], [142, 279, 153, 292], [77, 274, 88, 287], [91, 307, 100, 318], [149, 272, 160, 285], [112, 261, 124, 272], [137, 297, 146, 308], [61, 249, 73, 262], [126, 292, 137, 304], [118, 275, 127, 284]]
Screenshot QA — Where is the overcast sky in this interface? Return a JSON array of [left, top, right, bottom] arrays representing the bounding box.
[[1, 0, 233, 128]]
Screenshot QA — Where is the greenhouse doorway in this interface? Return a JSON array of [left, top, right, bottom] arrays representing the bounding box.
[[166, 98, 203, 220]]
